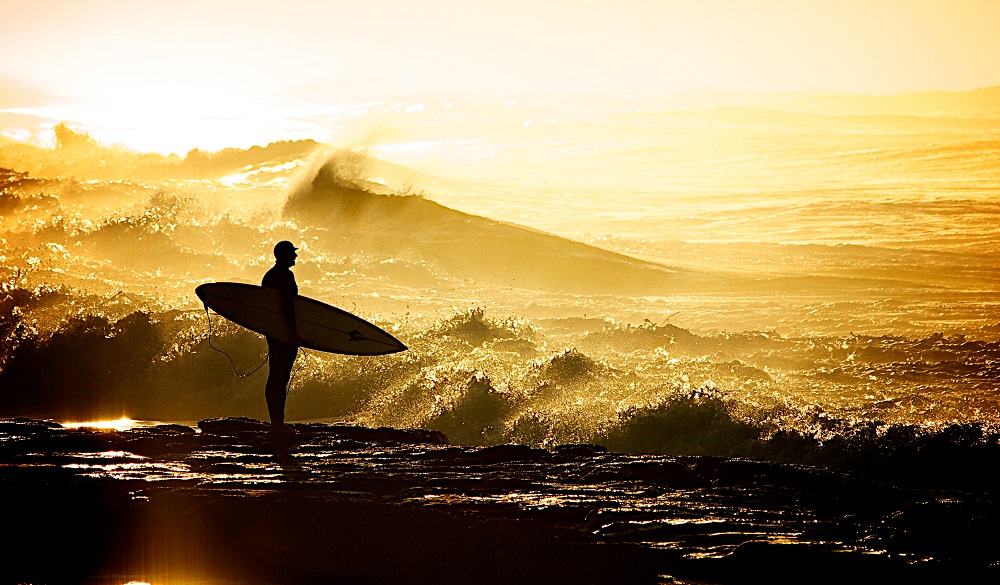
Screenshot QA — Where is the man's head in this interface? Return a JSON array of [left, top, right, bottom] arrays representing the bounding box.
[[274, 240, 298, 267]]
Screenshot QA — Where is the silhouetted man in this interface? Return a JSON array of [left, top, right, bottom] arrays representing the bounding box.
[[262, 240, 304, 431]]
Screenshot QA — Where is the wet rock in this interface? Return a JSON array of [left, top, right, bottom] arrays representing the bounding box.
[[416, 447, 467, 463], [471, 444, 551, 464], [586, 460, 706, 488], [0, 417, 64, 438], [125, 435, 201, 456], [133, 487, 664, 585], [46, 431, 116, 453], [678, 540, 956, 585], [2, 417, 998, 584], [553, 443, 608, 457], [711, 458, 854, 493], [197, 417, 449, 445], [198, 416, 271, 434], [361, 425, 448, 445], [300, 424, 449, 445], [121, 424, 200, 455], [148, 423, 197, 434], [712, 458, 810, 486]]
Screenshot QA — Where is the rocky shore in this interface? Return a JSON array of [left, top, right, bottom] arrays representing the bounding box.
[[2, 417, 997, 584]]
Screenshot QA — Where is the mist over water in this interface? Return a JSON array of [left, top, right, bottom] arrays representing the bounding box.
[[2, 92, 1000, 472]]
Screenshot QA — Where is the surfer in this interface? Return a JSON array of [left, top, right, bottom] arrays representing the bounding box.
[[262, 240, 304, 431]]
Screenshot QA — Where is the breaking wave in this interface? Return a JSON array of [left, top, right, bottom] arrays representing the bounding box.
[[3, 282, 999, 486], [3, 117, 1000, 487]]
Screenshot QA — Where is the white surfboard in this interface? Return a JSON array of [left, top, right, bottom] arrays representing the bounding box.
[[195, 282, 406, 355]]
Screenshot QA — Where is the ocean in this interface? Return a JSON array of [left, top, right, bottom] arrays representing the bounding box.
[[2, 90, 1000, 583]]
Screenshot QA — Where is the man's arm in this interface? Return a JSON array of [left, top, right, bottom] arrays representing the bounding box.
[[279, 289, 303, 346]]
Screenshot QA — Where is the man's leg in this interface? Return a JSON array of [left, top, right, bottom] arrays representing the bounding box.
[[265, 341, 297, 426]]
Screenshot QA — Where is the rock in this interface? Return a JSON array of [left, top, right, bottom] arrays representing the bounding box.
[[553, 443, 608, 457], [471, 444, 551, 464], [198, 417, 271, 434], [196, 418, 449, 445], [586, 460, 706, 488], [0, 417, 64, 438]]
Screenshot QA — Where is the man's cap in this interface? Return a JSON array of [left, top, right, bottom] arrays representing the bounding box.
[[274, 240, 298, 256]]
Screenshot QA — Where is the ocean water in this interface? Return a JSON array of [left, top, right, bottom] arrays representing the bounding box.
[[2, 92, 1000, 474]]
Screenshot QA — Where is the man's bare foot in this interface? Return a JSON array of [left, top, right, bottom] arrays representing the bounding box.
[[270, 422, 298, 434]]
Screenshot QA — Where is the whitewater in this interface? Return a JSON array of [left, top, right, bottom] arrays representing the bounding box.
[[2, 91, 1000, 467]]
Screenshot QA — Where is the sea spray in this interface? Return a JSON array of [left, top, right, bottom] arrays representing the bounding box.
[[4, 279, 1000, 442], [3, 115, 1000, 487]]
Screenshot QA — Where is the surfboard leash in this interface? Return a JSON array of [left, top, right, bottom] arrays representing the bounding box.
[[285, 348, 320, 395], [203, 304, 270, 378]]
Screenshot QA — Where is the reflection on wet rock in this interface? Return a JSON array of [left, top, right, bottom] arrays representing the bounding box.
[[2, 417, 997, 584]]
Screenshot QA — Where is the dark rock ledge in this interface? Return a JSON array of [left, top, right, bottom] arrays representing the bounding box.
[[2, 417, 998, 585]]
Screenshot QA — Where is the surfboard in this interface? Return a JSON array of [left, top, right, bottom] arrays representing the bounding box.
[[195, 282, 406, 356]]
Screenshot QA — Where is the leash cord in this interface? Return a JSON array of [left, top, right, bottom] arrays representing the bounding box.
[[203, 304, 269, 378], [287, 348, 318, 395]]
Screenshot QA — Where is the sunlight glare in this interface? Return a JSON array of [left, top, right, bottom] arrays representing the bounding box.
[[62, 417, 139, 431], [17, 87, 307, 155]]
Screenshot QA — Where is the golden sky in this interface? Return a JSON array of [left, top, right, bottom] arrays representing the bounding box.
[[1, 0, 998, 152], [3, 0, 998, 99]]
